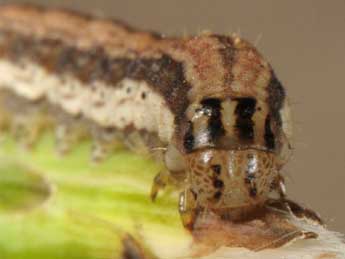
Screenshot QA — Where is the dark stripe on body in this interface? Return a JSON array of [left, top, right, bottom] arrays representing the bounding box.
[[183, 98, 226, 153], [212, 35, 235, 85], [211, 164, 221, 175], [265, 71, 285, 150], [200, 98, 225, 141], [183, 121, 195, 153], [0, 30, 190, 120], [267, 71, 285, 126], [264, 115, 275, 150], [234, 98, 256, 142]]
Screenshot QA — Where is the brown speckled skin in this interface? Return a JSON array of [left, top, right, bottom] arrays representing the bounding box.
[[0, 4, 294, 230]]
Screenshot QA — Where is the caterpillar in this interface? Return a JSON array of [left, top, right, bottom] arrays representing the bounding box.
[[0, 4, 319, 234]]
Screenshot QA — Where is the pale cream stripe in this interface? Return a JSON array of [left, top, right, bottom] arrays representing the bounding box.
[[0, 59, 175, 143]]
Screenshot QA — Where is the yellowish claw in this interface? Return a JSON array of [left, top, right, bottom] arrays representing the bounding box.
[[150, 170, 170, 201]]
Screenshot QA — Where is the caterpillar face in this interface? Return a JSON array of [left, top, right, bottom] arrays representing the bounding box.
[[185, 148, 277, 210], [178, 72, 292, 214]]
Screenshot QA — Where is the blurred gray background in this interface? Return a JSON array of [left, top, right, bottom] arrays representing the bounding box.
[[0, 0, 344, 233]]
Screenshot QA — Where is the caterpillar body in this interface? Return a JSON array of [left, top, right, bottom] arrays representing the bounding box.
[[0, 4, 317, 233]]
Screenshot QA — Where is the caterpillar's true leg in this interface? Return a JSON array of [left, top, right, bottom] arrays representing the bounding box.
[[150, 170, 170, 201], [150, 170, 186, 201]]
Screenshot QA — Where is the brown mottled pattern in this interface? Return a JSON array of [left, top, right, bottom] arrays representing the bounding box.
[[165, 35, 230, 102], [0, 3, 158, 54], [0, 30, 191, 122], [0, 4, 286, 153], [211, 35, 236, 86], [266, 71, 286, 129], [0, 4, 283, 100]]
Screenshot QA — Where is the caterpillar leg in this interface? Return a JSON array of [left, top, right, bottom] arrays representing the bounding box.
[[150, 170, 182, 201], [0, 104, 9, 135], [150, 170, 170, 201], [10, 113, 48, 149], [150, 170, 186, 201], [0, 90, 48, 148], [91, 138, 120, 162], [55, 123, 85, 155], [90, 126, 123, 162]]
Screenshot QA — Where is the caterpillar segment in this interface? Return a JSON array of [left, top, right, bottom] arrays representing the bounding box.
[[0, 4, 322, 249]]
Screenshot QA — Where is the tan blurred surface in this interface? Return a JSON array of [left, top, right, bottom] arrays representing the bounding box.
[[0, 0, 344, 233]]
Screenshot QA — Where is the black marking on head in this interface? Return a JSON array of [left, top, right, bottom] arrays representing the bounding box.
[[183, 121, 195, 153], [234, 98, 257, 141], [200, 98, 226, 142], [213, 179, 224, 189], [214, 191, 222, 201], [264, 115, 275, 150], [211, 164, 222, 175]]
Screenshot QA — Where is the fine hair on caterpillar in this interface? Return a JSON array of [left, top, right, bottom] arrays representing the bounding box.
[[0, 3, 325, 252]]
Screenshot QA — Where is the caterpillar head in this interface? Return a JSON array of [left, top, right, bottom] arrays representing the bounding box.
[[174, 76, 292, 220]]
